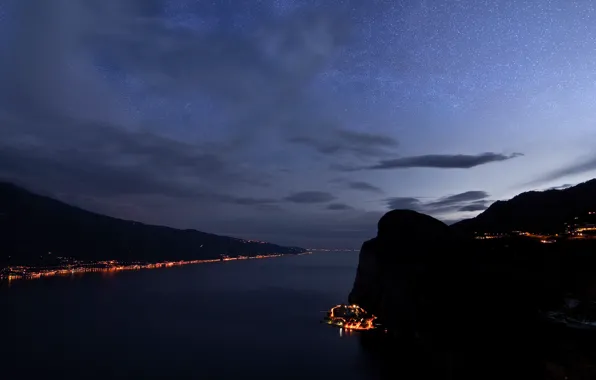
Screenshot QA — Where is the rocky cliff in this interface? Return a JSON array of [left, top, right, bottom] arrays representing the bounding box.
[[348, 209, 542, 340], [349, 209, 596, 379]]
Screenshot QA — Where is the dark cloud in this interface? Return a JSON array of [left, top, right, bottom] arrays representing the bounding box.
[[363, 152, 523, 170], [0, 2, 360, 216], [81, 3, 356, 151], [289, 129, 398, 158], [0, 119, 272, 207], [326, 203, 354, 211], [1, 0, 356, 143], [385, 191, 491, 215], [284, 191, 336, 204]]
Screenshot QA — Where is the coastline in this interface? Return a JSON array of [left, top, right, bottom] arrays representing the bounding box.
[[1, 251, 312, 284]]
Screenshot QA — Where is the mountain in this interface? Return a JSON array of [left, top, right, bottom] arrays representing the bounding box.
[[452, 179, 596, 234], [0, 182, 305, 266]]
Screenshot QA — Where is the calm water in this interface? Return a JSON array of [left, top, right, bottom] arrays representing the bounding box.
[[1, 252, 389, 379]]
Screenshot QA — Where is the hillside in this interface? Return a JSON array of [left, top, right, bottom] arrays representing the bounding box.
[[452, 179, 596, 234], [0, 182, 305, 267]]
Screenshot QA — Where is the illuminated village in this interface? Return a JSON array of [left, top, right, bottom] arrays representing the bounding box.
[[474, 211, 596, 243], [323, 304, 381, 331], [0, 252, 311, 283]]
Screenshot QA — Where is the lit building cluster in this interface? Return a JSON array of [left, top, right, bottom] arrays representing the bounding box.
[[565, 212, 596, 240], [0, 252, 294, 283], [474, 211, 596, 243], [474, 232, 506, 240], [323, 304, 380, 331]]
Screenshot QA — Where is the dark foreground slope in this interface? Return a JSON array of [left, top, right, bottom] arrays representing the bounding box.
[[453, 179, 596, 234], [350, 210, 596, 379], [0, 182, 304, 267]]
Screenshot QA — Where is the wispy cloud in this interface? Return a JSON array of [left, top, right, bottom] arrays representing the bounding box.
[[530, 156, 596, 186], [284, 191, 336, 204], [426, 190, 488, 209], [0, 121, 272, 200], [385, 191, 491, 215], [326, 203, 354, 211], [346, 180, 384, 193], [226, 197, 277, 206], [545, 183, 574, 191], [289, 129, 398, 158], [458, 200, 490, 212], [386, 197, 423, 210], [329, 178, 384, 193]]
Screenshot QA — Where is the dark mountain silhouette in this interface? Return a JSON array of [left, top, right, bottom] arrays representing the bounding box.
[[452, 178, 596, 234], [0, 182, 305, 267], [349, 209, 596, 379]]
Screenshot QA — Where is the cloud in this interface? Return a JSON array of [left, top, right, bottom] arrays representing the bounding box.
[[331, 178, 383, 193], [1, 0, 355, 143], [284, 191, 336, 204], [0, 1, 499, 249], [530, 156, 596, 186], [289, 129, 398, 158], [426, 191, 489, 209], [545, 183, 574, 191], [0, 0, 392, 249], [346, 181, 384, 193], [458, 200, 490, 212], [0, 118, 273, 205], [386, 197, 423, 210], [0, 2, 350, 205], [326, 203, 354, 211], [82, 3, 354, 149], [223, 196, 277, 206], [360, 152, 523, 170], [385, 191, 491, 215], [336, 130, 399, 150]]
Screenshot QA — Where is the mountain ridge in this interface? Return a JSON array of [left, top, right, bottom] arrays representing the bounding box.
[[452, 178, 596, 234], [0, 182, 305, 266]]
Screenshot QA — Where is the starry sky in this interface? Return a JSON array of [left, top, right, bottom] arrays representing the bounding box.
[[1, 0, 596, 248]]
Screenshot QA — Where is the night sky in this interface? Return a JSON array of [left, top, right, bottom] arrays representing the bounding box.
[[1, 0, 596, 248]]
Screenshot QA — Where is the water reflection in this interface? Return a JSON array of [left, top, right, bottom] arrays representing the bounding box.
[[338, 327, 356, 338]]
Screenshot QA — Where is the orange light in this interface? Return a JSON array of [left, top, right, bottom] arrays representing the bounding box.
[[1, 253, 286, 282], [325, 304, 377, 331]]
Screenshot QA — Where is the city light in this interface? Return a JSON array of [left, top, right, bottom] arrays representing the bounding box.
[[0, 253, 296, 283], [323, 304, 378, 331], [474, 211, 596, 242]]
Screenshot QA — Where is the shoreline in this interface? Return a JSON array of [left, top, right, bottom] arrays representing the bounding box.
[[1, 251, 312, 284]]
